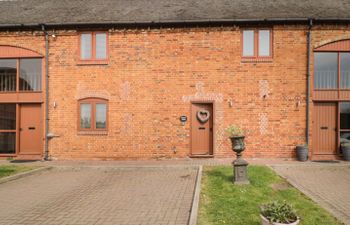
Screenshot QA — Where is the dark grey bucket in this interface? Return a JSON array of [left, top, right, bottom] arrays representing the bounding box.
[[296, 145, 308, 161], [342, 145, 350, 161]]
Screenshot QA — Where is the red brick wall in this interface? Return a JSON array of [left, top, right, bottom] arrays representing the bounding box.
[[1, 24, 350, 160]]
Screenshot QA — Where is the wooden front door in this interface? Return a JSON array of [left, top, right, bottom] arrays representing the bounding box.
[[313, 102, 337, 156], [19, 104, 43, 155], [191, 103, 213, 155]]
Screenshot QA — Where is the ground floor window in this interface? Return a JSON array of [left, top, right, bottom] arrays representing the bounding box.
[[0, 104, 16, 154], [78, 98, 108, 131], [340, 102, 350, 144]]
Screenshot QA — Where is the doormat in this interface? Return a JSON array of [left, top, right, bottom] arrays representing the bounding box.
[[312, 160, 340, 163]]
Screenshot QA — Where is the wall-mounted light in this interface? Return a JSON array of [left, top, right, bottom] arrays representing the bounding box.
[[53, 101, 57, 108], [51, 30, 57, 40], [227, 99, 233, 108]]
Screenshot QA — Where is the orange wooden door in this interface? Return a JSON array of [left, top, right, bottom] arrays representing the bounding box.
[[191, 103, 213, 155], [19, 104, 43, 155], [313, 102, 337, 155]]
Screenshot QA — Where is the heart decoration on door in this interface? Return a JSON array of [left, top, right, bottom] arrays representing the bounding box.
[[197, 109, 211, 123]]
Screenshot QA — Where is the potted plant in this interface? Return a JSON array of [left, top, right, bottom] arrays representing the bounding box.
[[260, 201, 299, 225], [295, 144, 308, 161], [226, 125, 245, 155], [341, 142, 350, 161]]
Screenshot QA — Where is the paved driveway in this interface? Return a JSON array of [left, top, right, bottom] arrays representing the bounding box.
[[0, 166, 197, 225], [272, 163, 350, 225]]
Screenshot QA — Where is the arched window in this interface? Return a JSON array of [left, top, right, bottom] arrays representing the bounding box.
[[78, 98, 108, 131], [0, 46, 43, 92], [314, 40, 350, 89]]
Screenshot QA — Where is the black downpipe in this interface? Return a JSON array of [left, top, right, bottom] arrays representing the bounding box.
[[41, 24, 49, 160], [306, 19, 313, 146]]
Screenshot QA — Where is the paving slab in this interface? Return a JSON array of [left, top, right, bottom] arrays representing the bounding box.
[[271, 163, 350, 225], [0, 166, 198, 225]]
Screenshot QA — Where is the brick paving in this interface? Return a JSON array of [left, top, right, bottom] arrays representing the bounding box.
[[0, 166, 198, 225], [272, 164, 350, 225]]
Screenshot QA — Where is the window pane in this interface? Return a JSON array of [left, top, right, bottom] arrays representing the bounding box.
[[0, 132, 16, 154], [243, 30, 254, 57], [0, 104, 16, 130], [81, 34, 92, 59], [340, 132, 350, 148], [314, 53, 338, 89], [259, 30, 270, 56], [340, 102, 350, 129], [80, 103, 91, 129], [96, 33, 107, 59], [96, 103, 106, 129], [0, 59, 16, 92], [19, 59, 42, 91], [340, 53, 350, 89]]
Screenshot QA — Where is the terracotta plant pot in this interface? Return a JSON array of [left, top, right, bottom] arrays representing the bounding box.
[[260, 215, 300, 225]]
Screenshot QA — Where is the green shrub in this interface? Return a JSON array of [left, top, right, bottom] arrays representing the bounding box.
[[260, 201, 298, 224], [226, 124, 244, 137]]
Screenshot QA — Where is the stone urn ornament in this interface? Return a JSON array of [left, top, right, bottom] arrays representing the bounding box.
[[226, 124, 249, 185]]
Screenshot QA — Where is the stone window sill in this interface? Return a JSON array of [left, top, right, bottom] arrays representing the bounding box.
[[77, 130, 108, 136], [241, 58, 273, 63], [77, 60, 109, 65]]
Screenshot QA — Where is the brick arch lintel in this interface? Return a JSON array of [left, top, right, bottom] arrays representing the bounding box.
[[0, 44, 43, 58], [76, 91, 110, 101], [314, 35, 350, 49]]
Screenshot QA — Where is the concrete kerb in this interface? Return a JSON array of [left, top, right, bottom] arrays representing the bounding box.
[[270, 165, 348, 225], [48, 164, 200, 172], [189, 165, 203, 225], [0, 166, 52, 185]]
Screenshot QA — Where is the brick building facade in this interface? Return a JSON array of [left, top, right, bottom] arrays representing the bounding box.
[[0, 1, 350, 160]]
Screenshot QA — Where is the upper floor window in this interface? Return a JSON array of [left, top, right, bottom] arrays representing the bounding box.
[[242, 29, 272, 59], [0, 58, 42, 92], [80, 32, 108, 61], [78, 98, 108, 131], [314, 52, 350, 89]]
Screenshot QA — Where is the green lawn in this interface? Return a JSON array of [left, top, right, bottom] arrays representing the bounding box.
[[198, 166, 342, 225], [0, 165, 39, 179]]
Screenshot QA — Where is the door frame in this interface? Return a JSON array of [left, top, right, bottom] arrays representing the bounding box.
[[312, 102, 338, 159], [18, 103, 44, 156], [310, 101, 350, 159], [190, 100, 215, 156]]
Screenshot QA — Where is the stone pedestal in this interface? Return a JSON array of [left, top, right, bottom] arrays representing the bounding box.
[[233, 157, 250, 185]]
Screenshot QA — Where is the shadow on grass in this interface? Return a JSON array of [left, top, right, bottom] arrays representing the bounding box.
[[206, 167, 233, 183]]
